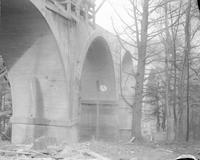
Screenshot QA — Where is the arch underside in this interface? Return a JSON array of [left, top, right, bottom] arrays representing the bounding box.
[[0, 0, 72, 143], [121, 52, 135, 97], [79, 37, 118, 140]]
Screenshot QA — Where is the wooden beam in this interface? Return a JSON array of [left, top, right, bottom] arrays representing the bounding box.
[[46, 1, 79, 22], [81, 150, 111, 160], [95, 0, 106, 14]]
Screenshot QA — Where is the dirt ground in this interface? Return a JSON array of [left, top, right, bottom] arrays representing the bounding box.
[[0, 140, 199, 160]]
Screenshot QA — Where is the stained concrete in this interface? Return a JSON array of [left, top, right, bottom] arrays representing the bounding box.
[[79, 103, 119, 141], [0, 0, 136, 143]]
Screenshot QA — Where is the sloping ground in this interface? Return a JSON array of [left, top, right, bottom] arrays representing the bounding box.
[[0, 140, 198, 160], [86, 141, 179, 160]]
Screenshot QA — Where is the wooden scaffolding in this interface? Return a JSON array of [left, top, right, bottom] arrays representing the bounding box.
[[46, 0, 96, 27]]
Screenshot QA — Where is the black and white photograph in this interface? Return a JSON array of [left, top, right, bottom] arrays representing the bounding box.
[[0, 0, 200, 159]]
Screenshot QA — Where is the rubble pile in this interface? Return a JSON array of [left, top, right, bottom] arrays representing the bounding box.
[[0, 140, 111, 160]]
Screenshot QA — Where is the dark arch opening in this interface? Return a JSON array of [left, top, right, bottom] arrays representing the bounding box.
[[80, 37, 116, 101], [79, 37, 117, 141], [0, 0, 66, 143], [121, 52, 134, 97], [0, 0, 50, 69]]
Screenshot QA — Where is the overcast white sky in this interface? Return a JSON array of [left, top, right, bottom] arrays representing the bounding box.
[[95, 0, 130, 33]]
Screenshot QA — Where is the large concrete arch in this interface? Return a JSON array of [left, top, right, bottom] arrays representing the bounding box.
[[78, 35, 118, 140], [0, 0, 74, 144], [72, 31, 119, 119], [77, 32, 117, 79]]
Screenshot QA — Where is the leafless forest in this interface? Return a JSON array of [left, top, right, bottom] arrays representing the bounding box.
[[112, 0, 200, 142]]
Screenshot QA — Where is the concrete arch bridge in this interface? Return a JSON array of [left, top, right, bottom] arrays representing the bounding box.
[[0, 0, 134, 143]]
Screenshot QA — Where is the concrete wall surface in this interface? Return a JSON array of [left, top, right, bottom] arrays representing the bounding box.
[[0, 0, 135, 143]]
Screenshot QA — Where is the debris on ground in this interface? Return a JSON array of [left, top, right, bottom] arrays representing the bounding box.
[[0, 140, 199, 160], [0, 141, 112, 160], [128, 137, 136, 144]]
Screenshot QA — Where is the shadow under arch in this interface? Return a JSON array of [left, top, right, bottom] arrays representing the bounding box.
[[0, 0, 62, 70], [79, 36, 118, 141], [0, 0, 67, 143]]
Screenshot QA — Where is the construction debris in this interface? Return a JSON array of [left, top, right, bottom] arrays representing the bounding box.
[[0, 142, 112, 160], [128, 137, 136, 144], [81, 150, 111, 160]]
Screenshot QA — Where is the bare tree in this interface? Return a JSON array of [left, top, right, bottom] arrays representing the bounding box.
[[184, 0, 191, 141], [131, 0, 149, 139], [111, 0, 200, 142], [111, 0, 150, 140]]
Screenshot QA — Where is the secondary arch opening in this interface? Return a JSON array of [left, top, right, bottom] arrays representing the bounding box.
[[121, 52, 135, 97], [79, 37, 117, 141]]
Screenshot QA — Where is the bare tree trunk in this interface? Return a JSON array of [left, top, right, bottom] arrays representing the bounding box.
[[176, 55, 187, 141], [185, 0, 191, 142], [172, 42, 178, 141], [132, 0, 149, 140], [164, 3, 175, 142], [169, 1, 182, 140], [176, 0, 191, 141], [173, 48, 177, 125]]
